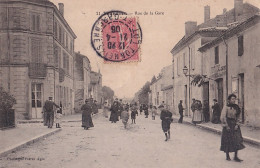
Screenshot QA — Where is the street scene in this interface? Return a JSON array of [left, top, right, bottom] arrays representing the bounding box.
[[1, 113, 260, 168], [0, 0, 260, 167]]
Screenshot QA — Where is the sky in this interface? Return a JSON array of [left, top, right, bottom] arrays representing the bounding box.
[[51, 0, 260, 99]]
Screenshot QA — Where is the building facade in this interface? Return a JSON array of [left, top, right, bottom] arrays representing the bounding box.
[[199, 14, 260, 127], [171, 0, 259, 117], [74, 52, 91, 112], [90, 71, 103, 106], [0, 0, 76, 119]]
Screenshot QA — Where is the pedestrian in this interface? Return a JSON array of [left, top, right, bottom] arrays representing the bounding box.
[[109, 99, 119, 123], [55, 105, 63, 128], [144, 104, 149, 118], [178, 100, 184, 123], [43, 97, 60, 128], [121, 106, 129, 129], [220, 94, 245, 162], [92, 100, 98, 114], [212, 99, 221, 124], [81, 99, 94, 130], [203, 100, 210, 122], [159, 105, 173, 141], [131, 102, 138, 124], [151, 106, 157, 120], [139, 104, 143, 115], [103, 101, 109, 118], [118, 99, 124, 119], [192, 100, 203, 125]]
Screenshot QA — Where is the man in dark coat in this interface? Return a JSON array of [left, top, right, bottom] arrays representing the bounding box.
[[109, 99, 119, 123], [178, 100, 184, 123], [159, 105, 173, 141], [43, 97, 60, 128], [203, 100, 210, 122], [81, 99, 94, 130], [143, 104, 149, 118], [212, 99, 221, 124]]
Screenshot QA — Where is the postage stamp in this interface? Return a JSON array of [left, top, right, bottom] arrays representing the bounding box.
[[91, 10, 142, 63]]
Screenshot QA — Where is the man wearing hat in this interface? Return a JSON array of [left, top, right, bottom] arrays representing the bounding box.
[[159, 105, 173, 141], [81, 99, 94, 130], [43, 97, 60, 128]]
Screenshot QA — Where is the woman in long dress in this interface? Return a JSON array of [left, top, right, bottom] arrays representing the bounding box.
[[109, 101, 119, 123], [220, 94, 245, 162], [192, 100, 203, 125], [81, 99, 94, 130]]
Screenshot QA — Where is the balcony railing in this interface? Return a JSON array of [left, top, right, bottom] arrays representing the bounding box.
[[28, 63, 47, 79]]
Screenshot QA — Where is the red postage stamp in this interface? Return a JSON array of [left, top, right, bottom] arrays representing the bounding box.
[[91, 11, 142, 63]]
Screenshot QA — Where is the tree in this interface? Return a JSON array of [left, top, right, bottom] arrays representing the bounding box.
[[138, 81, 151, 104], [102, 86, 114, 102], [191, 74, 212, 87]]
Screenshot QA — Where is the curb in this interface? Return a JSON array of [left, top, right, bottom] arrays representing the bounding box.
[[0, 128, 62, 158], [172, 117, 260, 148]]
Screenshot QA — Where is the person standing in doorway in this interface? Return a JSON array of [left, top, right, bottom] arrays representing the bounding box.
[[203, 100, 210, 123], [178, 100, 184, 123], [212, 99, 221, 124], [220, 94, 245, 162], [159, 105, 173, 141], [43, 97, 60, 128]]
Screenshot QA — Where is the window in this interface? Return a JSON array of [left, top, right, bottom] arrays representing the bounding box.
[[183, 53, 186, 67], [177, 57, 180, 76], [215, 46, 219, 65], [54, 21, 58, 38], [238, 35, 244, 56], [31, 39, 41, 63], [59, 26, 62, 42], [65, 33, 68, 48], [31, 13, 40, 31]]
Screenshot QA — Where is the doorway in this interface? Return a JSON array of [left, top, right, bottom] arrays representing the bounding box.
[[238, 73, 245, 123], [184, 85, 188, 116], [216, 78, 224, 111], [31, 83, 43, 119]]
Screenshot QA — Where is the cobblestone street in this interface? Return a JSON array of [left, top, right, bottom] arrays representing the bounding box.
[[0, 113, 259, 168]]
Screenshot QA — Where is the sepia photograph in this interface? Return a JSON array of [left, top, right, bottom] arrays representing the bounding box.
[[0, 0, 260, 167]]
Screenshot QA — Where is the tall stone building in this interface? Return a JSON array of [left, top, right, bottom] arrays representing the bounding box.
[[0, 0, 77, 119], [74, 52, 91, 112]]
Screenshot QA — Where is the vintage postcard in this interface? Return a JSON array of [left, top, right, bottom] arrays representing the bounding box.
[[0, 0, 260, 167]]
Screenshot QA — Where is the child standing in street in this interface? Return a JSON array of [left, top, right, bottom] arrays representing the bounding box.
[[131, 103, 138, 124], [152, 106, 157, 120], [121, 106, 129, 129], [55, 106, 62, 128]]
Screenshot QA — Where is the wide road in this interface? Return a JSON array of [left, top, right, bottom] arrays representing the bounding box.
[[1, 113, 259, 168]]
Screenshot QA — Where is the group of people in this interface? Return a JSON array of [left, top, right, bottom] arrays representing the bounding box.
[[42, 97, 62, 129], [178, 94, 244, 162], [178, 98, 222, 125]]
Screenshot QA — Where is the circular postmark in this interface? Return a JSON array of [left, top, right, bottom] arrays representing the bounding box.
[[91, 10, 142, 62]]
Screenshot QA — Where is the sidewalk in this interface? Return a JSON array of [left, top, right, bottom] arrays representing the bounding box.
[[172, 114, 260, 148], [0, 123, 61, 157]]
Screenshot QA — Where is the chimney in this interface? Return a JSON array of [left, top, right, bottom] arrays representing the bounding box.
[[185, 21, 197, 37], [223, 8, 227, 14], [58, 3, 64, 16], [234, 0, 243, 21], [204, 5, 210, 23]]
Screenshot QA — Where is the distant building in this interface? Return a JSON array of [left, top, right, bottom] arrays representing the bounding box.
[[0, 0, 77, 119], [90, 71, 103, 105], [74, 52, 91, 112]]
